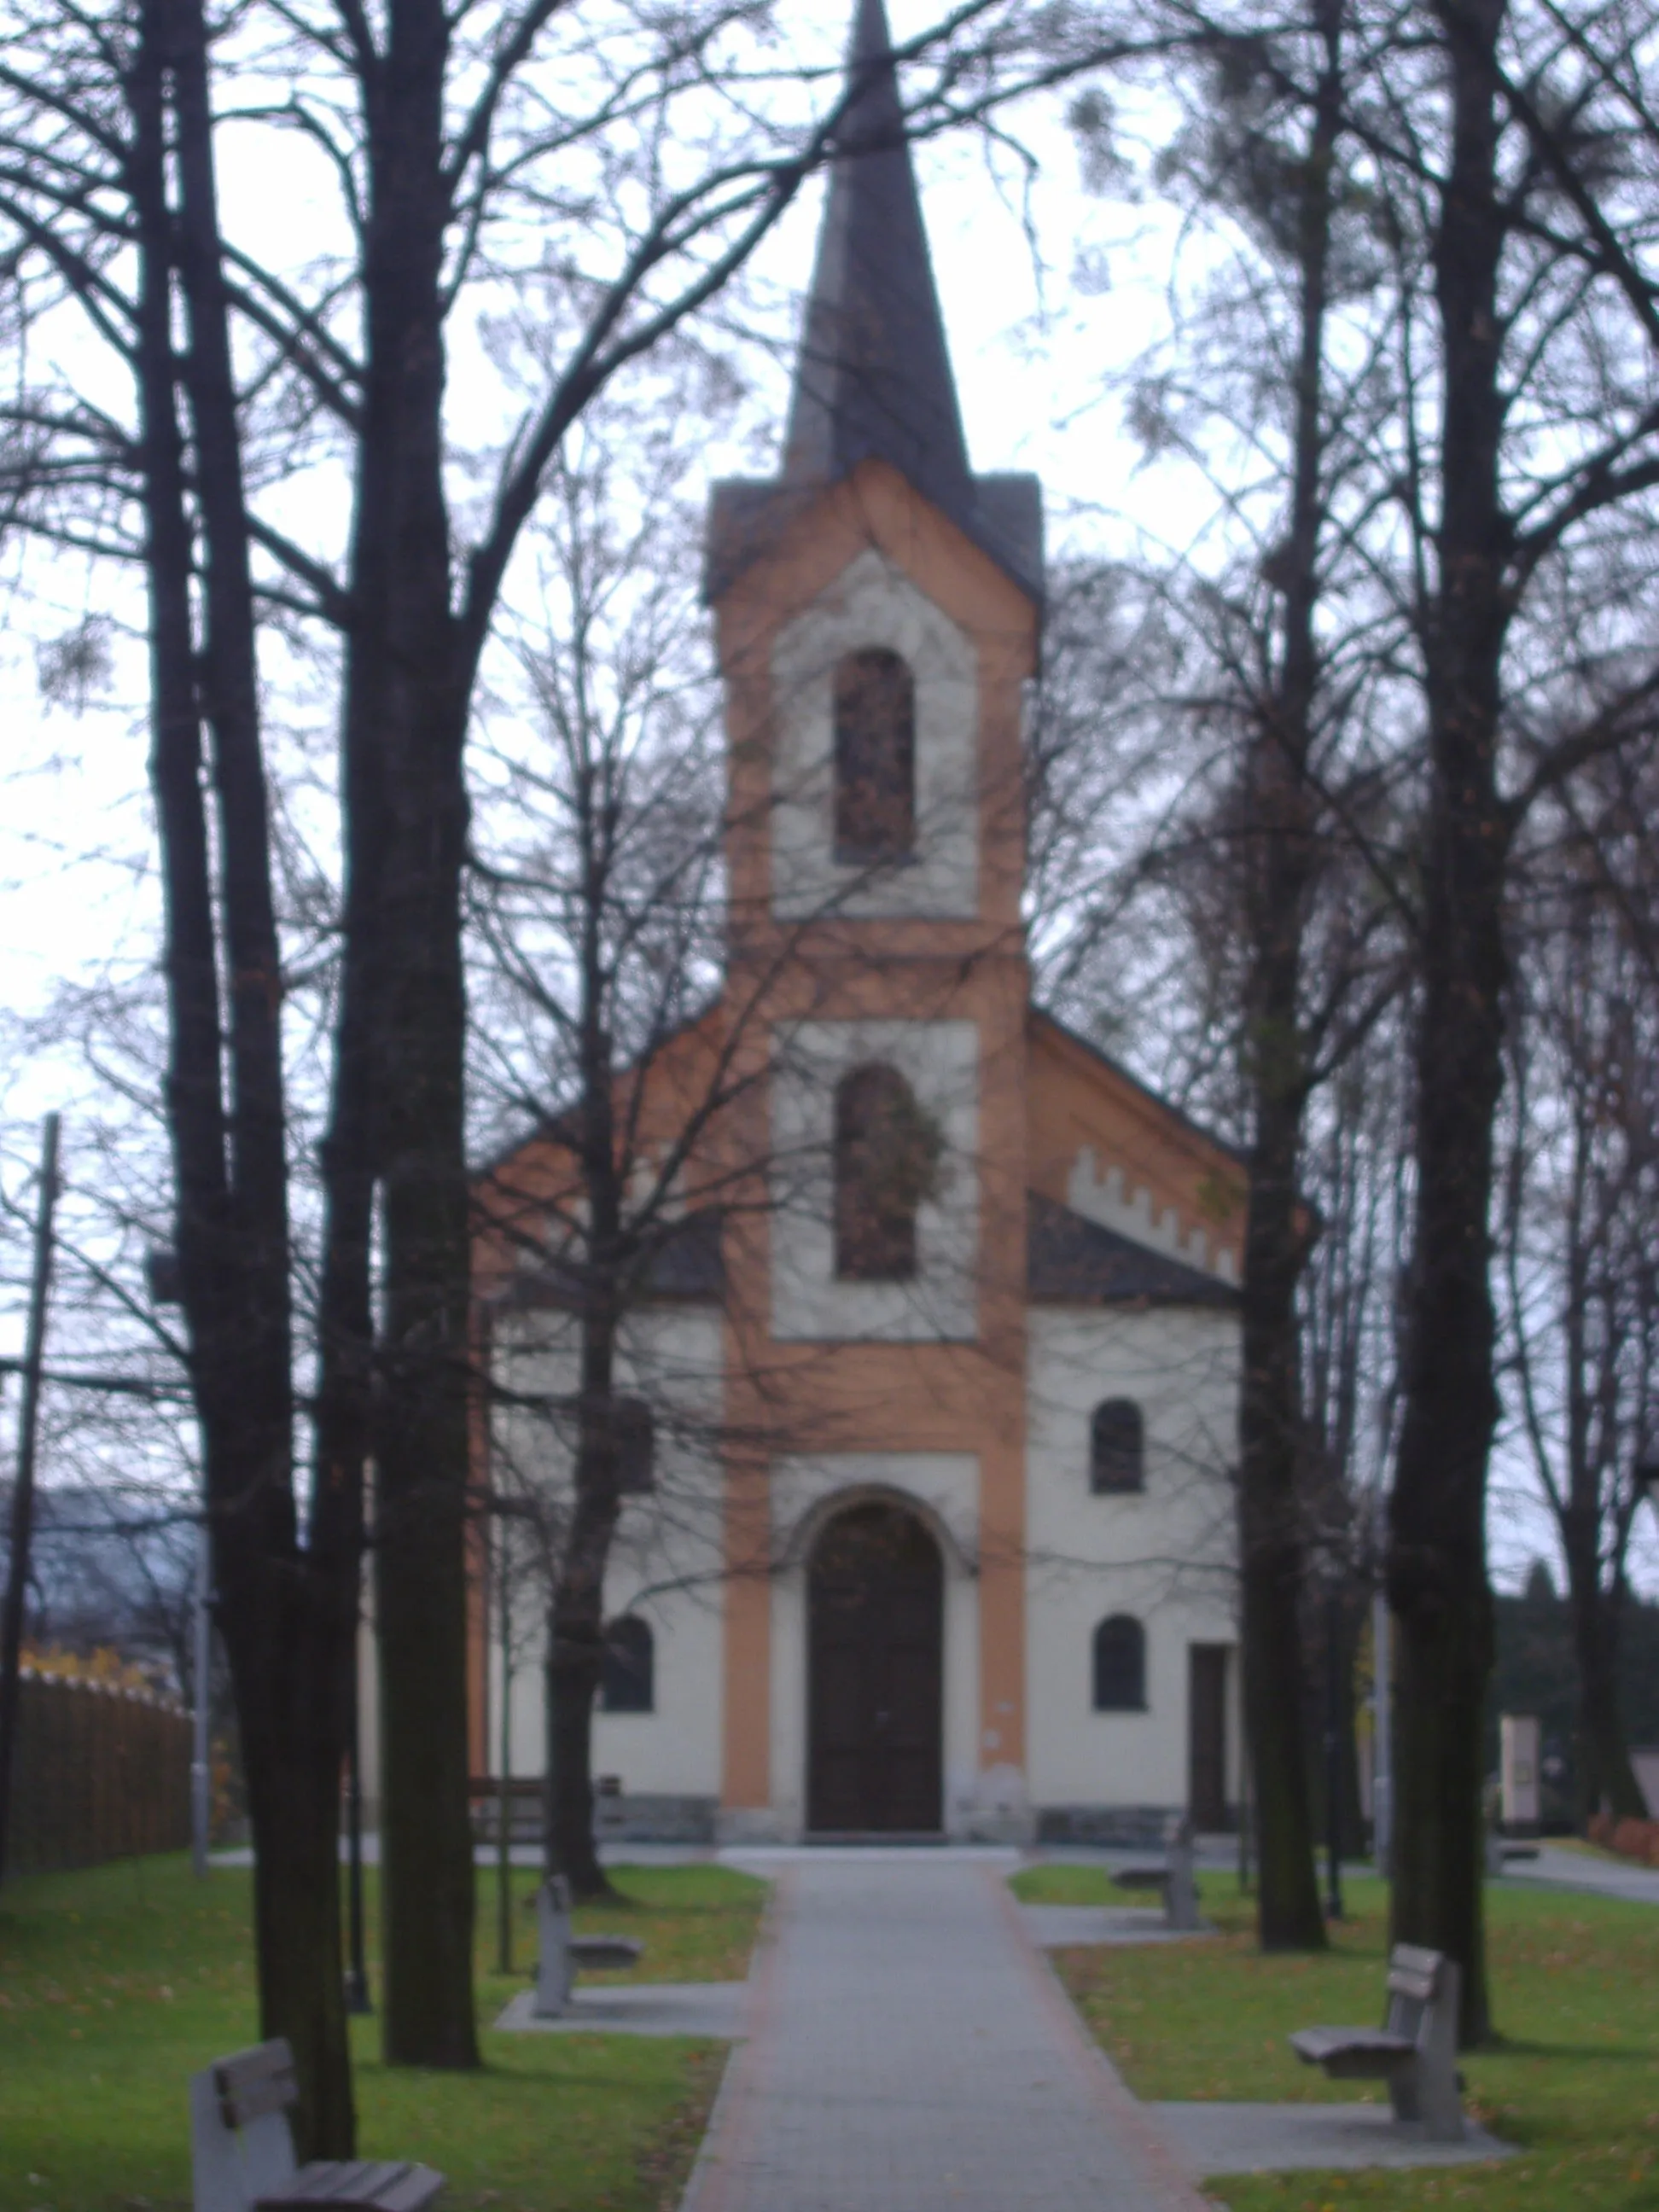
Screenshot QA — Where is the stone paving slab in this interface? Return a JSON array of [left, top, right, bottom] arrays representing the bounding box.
[[1018, 1903, 1215, 1947], [494, 1983, 748, 2038], [1148, 2101, 1516, 2174], [680, 1858, 1210, 2212]]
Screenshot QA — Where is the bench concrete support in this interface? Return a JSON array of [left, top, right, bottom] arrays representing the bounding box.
[[1391, 1959, 1461, 2139], [1164, 1816, 1199, 1932], [1111, 1813, 1201, 1931], [1290, 1947, 1464, 2143], [534, 1876, 573, 2017]]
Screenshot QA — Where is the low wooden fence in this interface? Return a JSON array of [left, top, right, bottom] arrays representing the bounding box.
[[6, 1670, 190, 1873]]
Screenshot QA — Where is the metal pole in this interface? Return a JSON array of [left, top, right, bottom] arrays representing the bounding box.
[[1324, 1585, 1345, 1921], [1372, 1581, 1393, 1879], [345, 1589, 371, 2013], [190, 1515, 212, 1876], [497, 1527, 513, 1975], [0, 1113, 61, 1886]]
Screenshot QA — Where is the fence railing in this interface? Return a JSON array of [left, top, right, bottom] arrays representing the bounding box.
[[5, 1669, 190, 1873]]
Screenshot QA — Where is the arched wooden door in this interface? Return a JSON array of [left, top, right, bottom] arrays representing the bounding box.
[[806, 1501, 943, 1834]]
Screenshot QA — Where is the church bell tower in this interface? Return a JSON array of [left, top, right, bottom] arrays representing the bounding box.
[[705, 0, 1045, 1837]]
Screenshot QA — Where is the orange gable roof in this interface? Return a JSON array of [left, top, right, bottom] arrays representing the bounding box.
[[1026, 1009, 1246, 1286]]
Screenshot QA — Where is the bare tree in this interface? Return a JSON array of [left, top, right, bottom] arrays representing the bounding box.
[[0, 0, 1148, 2128], [1502, 777, 1659, 1825]]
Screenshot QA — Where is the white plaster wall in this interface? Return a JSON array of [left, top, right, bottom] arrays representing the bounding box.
[[770, 1017, 978, 1341], [767, 1454, 981, 1840], [487, 1306, 726, 1800], [1024, 1307, 1240, 1811], [770, 548, 979, 920]]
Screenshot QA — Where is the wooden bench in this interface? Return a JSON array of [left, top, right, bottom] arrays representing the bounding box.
[[1289, 1944, 1464, 2140], [190, 2040, 444, 2212]]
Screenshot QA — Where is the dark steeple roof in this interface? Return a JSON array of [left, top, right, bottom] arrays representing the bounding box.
[[703, 0, 1042, 605], [783, 0, 974, 527]]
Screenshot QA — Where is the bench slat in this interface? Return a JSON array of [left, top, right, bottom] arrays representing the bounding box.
[[1388, 1943, 1444, 1977], [1110, 1866, 1171, 1890], [214, 2042, 299, 2129], [257, 2161, 444, 2212], [1386, 1969, 1436, 2003], [1290, 2026, 1417, 2077], [567, 1936, 643, 1970]]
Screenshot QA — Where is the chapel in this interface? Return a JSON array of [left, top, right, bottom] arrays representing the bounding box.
[[466, 0, 1244, 1846]]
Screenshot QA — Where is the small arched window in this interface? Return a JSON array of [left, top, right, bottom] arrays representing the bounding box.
[[1093, 1615, 1146, 1712], [600, 1617, 655, 1714], [834, 648, 915, 864], [834, 1063, 940, 1282], [1091, 1399, 1144, 1494]]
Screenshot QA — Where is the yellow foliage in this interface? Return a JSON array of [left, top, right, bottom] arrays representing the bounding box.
[[20, 1643, 155, 1693]]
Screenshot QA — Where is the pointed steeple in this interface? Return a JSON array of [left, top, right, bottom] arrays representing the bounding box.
[[702, 0, 1041, 607], [783, 0, 975, 527]]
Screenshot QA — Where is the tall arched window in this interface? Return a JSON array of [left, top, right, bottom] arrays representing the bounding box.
[[1092, 1615, 1146, 1711], [1090, 1399, 1145, 1494], [834, 648, 915, 864], [834, 1063, 940, 1281], [600, 1617, 655, 1714]]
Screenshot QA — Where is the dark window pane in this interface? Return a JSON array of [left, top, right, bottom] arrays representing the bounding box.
[[614, 1398, 655, 1495], [1092, 1615, 1145, 1711], [834, 649, 915, 864], [1090, 1399, 1144, 1493], [601, 1616, 655, 1714], [834, 1062, 939, 1281]]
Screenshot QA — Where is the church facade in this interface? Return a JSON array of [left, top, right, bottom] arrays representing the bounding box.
[[467, 0, 1244, 1847]]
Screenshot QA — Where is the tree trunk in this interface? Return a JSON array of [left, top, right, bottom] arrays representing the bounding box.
[[133, 0, 358, 2149], [229, 1627, 356, 2157], [1387, 0, 1513, 2050], [344, 0, 478, 2069], [544, 1328, 623, 1903], [1234, 0, 1343, 1953], [1239, 1094, 1327, 1947], [1562, 1512, 1644, 1822]]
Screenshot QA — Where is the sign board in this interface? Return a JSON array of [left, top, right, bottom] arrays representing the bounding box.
[[1499, 1713, 1541, 1831]]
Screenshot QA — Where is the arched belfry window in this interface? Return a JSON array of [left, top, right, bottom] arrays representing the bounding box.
[[1090, 1399, 1144, 1494], [834, 648, 915, 864], [833, 1062, 940, 1282], [1092, 1615, 1146, 1712], [601, 1617, 655, 1714]]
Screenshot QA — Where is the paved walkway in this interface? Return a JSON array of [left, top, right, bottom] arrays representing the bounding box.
[[1498, 1842, 1659, 1907], [681, 1856, 1208, 2212]]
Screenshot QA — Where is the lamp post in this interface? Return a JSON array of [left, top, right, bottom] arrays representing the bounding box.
[[1324, 1581, 1345, 1921], [344, 1613, 371, 2014], [0, 1115, 61, 1887], [145, 1244, 213, 1880]]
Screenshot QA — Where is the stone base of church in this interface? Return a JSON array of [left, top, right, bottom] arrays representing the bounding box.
[[593, 1792, 719, 1845], [1034, 1803, 1239, 1846]]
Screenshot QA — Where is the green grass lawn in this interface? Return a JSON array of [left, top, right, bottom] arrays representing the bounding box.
[[1010, 1863, 1659, 2211], [0, 1853, 766, 2212]]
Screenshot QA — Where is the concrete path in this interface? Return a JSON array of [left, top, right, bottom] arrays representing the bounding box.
[[1497, 1842, 1659, 1906], [1018, 1902, 1214, 1947], [1149, 2102, 1514, 2175], [681, 1855, 1209, 2212], [495, 1983, 748, 2038]]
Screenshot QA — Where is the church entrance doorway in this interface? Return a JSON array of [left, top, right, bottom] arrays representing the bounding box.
[[806, 1500, 943, 1835]]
